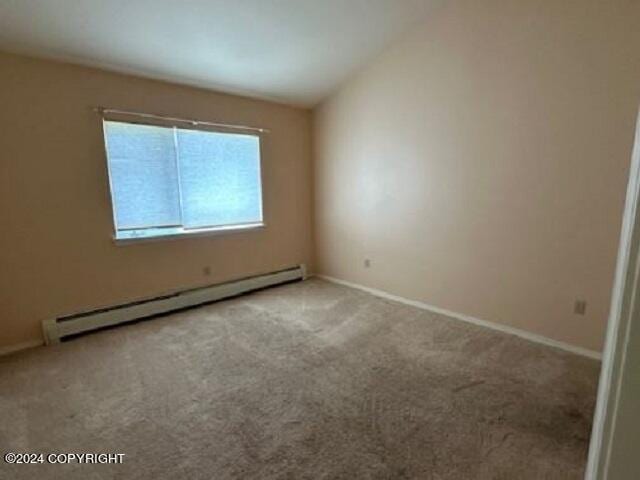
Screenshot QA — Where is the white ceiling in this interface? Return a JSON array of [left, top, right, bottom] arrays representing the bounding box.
[[0, 0, 443, 107]]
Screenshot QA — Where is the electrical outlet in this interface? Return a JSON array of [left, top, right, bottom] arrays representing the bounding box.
[[574, 300, 587, 315], [203, 266, 211, 276], [364, 259, 371, 268]]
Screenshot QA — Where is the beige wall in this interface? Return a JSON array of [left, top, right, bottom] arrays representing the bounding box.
[[0, 52, 314, 349], [313, 0, 640, 352]]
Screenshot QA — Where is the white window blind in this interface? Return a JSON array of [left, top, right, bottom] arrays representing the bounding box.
[[103, 120, 263, 241]]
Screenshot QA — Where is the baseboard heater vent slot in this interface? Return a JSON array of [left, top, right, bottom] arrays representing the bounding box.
[[42, 265, 307, 345]]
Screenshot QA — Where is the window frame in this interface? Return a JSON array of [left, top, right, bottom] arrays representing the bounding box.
[[101, 115, 266, 245]]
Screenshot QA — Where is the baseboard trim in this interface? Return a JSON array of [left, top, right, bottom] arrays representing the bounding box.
[[316, 274, 602, 361], [0, 339, 44, 357]]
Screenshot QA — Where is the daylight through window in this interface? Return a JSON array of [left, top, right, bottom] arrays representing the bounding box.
[[103, 120, 263, 241]]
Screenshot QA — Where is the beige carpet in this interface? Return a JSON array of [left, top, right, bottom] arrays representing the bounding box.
[[0, 278, 599, 479]]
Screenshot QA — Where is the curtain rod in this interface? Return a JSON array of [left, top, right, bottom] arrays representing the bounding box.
[[92, 107, 269, 133]]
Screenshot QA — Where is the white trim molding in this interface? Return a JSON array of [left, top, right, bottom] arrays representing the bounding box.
[[316, 274, 602, 361], [0, 339, 44, 357], [585, 108, 640, 480]]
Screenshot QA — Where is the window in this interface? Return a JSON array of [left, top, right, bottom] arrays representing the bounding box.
[[103, 120, 263, 241]]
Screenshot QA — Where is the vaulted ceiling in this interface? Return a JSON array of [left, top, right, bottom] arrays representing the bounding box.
[[0, 0, 444, 107]]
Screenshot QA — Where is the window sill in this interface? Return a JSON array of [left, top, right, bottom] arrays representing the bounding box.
[[113, 223, 265, 245]]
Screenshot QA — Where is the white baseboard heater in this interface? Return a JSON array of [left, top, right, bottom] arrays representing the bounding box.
[[42, 264, 307, 345]]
